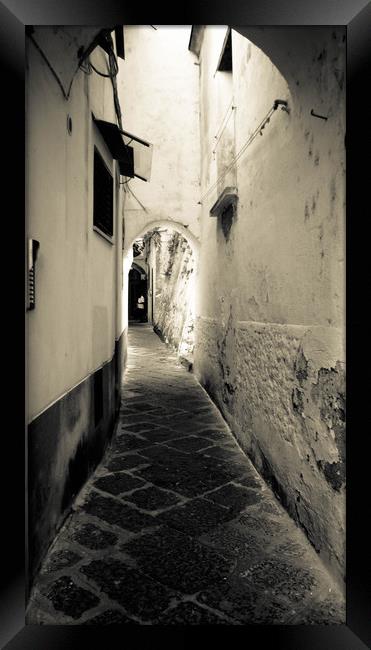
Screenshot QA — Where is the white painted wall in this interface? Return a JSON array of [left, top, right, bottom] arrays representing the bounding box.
[[196, 27, 345, 327], [118, 26, 201, 251], [26, 33, 124, 422], [194, 27, 346, 584]]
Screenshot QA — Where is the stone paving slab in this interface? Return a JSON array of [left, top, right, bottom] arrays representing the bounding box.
[[80, 558, 175, 621], [203, 483, 263, 513], [155, 601, 236, 625], [123, 484, 183, 512], [41, 550, 82, 575], [156, 497, 236, 535], [197, 579, 296, 625], [26, 324, 345, 625], [120, 525, 235, 594], [70, 522, 118, 550], [84, 609, 136, 625], [105, 452, 149, 472], [82, 492, 157, 532], [93, 472, 146, 496], [46, 576, 100, 620], [134, 459, 235, 497], [140, 427, 194, 443]]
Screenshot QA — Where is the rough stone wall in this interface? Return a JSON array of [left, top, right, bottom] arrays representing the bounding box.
[[152, 231, 195, 359], [194, 27, 345, 585], [196, 318, 345, 579]]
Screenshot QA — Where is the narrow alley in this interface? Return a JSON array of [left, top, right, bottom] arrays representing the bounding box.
[[27, 325, 344, 625], [26, 25, 346, 629]]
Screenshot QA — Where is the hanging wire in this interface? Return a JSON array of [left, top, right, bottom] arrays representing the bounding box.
[[212, 103, 236, 155], [199, 100, 288, 205], [79, 59, 93, 75], [107, 41, 123, 130], [89, 61, 113, 77], [127, 185, 148, 212], [88, 48, 119, 78], [80, 32, 123, 132], [213, 98, 235, 147]]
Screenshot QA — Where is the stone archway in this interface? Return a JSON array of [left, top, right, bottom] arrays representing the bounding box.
[[123, 220, 198, 359], [125, 218, 200, 258]]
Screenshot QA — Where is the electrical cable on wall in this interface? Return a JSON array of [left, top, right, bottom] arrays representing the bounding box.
[[212, 99, 236, 155], [127, 185, 148, 212], [79, 59, 93, 75], [28, 27, 131, 184], [87, 49, 119, 78], [198, 99, 289, 205], [89, 61, 113, 78], [214, 98, 234, 139], [80, 32, 123, 132]]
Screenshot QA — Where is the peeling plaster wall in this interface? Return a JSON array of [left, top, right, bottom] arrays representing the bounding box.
[[152, 231, 195, 358], [194, 27, 345, 584]]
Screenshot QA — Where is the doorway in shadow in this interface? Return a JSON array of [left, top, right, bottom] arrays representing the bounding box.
[[129, 264, 148, 322]]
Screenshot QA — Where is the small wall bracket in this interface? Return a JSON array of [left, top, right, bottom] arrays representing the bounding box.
[[273, 99, 290, 113], [310, 109, 328, 121]]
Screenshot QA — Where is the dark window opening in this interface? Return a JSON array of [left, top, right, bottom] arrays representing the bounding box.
[[221, 203, 234, 241], [114, 26, 125, 59], [218, 29, 232, 72], [93, 148, 113, 238], [94, 368, 104, 426]]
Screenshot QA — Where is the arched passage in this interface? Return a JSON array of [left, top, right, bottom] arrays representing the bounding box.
[[124, 219, 200, 258], [123, 220, 198, 360], [26, 24, 346, 623]]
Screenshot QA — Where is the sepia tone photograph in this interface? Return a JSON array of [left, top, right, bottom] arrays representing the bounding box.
[[25, 24, 346, 627]]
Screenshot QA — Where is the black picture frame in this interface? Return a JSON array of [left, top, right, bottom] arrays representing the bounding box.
[[1, 1, 370, 648]]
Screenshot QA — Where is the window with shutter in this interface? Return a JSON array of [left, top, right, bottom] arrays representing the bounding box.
[[93, 147, 114, 239]]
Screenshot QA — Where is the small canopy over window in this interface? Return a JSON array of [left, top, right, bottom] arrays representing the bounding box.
[[93, 115, 153, 181], [121, 130, 153, 182]]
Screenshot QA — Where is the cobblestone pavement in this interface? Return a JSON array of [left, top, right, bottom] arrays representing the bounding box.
[[27, 324, 345, 626]]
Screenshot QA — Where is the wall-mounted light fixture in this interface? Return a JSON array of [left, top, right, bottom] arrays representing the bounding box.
[[27, 239, 40, 311]]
